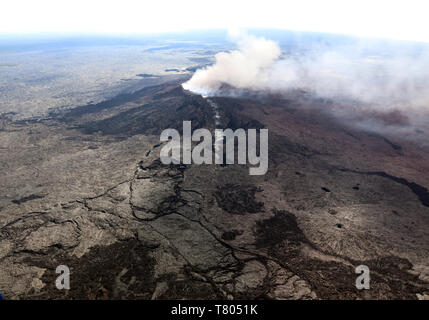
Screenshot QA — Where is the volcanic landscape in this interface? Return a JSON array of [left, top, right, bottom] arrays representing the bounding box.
[[0, 70, 428, 299]]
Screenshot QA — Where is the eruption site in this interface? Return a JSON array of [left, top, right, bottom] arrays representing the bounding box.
[[182, 32, 281, 96]]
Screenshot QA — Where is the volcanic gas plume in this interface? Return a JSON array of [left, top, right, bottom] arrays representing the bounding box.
[[182, 32, 281, 96], [182, 31, 429, 134]]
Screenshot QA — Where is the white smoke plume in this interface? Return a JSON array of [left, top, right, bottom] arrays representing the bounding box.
[[183, 31, 429, 111], [182, 31, 281, 96], [182, 31, 429, 135]]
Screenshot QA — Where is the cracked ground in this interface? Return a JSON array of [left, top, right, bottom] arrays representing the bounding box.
[[0, 76, 428, 299]]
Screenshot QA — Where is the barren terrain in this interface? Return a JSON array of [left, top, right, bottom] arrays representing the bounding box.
[[0, 75, 428, 299]]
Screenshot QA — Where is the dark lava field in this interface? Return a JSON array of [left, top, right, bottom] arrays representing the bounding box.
[[0, 75, 428, 299]]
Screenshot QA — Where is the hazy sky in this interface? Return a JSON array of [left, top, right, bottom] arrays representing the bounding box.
[[1, 0, 428, 43]]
